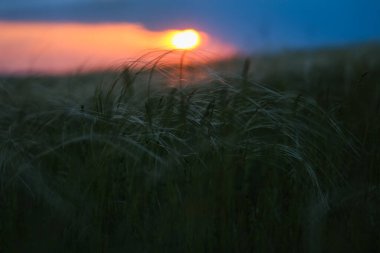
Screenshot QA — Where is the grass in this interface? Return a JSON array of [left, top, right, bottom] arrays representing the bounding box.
[[0, 45, 379, 252]]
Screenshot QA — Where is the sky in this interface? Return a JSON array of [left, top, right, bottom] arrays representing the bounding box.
[[1, 0, 380, 74], [1, 0, 380, 50]]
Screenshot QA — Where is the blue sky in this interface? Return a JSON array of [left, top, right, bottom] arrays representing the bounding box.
[[1, 0, 380, 52]]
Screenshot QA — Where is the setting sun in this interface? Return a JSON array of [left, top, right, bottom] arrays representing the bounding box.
[[171, 29, 200, 50]]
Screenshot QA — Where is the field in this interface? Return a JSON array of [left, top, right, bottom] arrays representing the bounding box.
[[0, 45, 379, 252]]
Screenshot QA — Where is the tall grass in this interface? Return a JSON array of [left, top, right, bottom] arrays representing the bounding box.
[[0, 47, 379, 252]]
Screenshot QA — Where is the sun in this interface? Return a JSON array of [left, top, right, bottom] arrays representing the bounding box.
[[171, 29, 201, 50]]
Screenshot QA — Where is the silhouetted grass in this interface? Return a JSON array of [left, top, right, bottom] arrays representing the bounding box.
[[0, 46, 379, 252]]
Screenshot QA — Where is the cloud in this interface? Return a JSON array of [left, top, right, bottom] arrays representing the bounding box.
[[0, 21, 235, 75]]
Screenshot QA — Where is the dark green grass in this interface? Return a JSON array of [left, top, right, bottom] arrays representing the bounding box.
[[0, 46, 379, 252]]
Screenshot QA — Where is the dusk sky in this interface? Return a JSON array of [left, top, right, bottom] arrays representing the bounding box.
[[2, 0, 380, 50], [1, 0, 380, 74]]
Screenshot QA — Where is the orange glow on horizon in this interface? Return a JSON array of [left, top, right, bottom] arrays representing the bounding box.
[[0, 21, 236, 75]]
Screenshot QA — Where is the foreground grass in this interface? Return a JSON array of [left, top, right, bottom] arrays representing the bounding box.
[[0, 46, 379, 252]]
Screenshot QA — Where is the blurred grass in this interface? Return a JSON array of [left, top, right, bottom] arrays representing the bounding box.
[[0, 45, 379, 252]]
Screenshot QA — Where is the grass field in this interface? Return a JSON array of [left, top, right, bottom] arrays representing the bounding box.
[[0, 45, 379, 252]]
